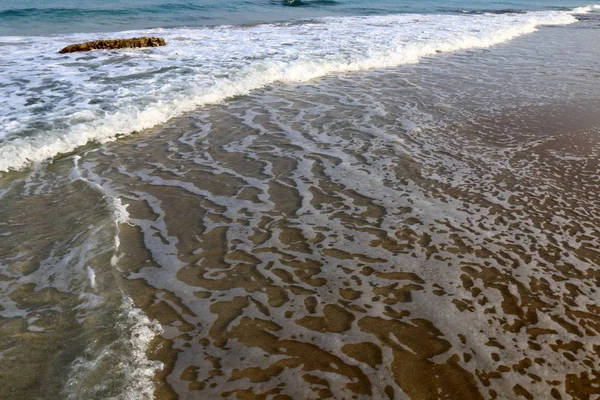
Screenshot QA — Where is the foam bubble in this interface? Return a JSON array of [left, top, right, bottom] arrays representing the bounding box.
[[86, 266, 97, 289]]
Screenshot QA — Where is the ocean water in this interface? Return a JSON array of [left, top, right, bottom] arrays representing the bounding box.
[[1, 1, 600, 399]]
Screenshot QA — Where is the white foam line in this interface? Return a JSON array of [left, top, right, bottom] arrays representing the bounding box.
[[64, 296, 163, 400], [70, 156, 131, 254], [570, 4, 600, 14]]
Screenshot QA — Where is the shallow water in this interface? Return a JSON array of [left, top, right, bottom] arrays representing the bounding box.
[[1, 11, 599, 398]]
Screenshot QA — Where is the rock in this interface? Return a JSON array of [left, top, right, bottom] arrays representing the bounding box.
[[58, 37, 166, 54]]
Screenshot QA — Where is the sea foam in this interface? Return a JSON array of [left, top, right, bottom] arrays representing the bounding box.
[[571, 4, 600, 13], [64, 296, 163, 400], [0, 8, 589, 172]]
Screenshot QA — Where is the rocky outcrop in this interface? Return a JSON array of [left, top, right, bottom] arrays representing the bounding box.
[[58, 37, 166, 54]]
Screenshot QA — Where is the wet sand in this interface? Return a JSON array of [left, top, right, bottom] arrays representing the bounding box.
[[36, 83, 596, 399]]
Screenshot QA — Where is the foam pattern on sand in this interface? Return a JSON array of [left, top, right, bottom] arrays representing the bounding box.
[[69, 43, 600, 397]]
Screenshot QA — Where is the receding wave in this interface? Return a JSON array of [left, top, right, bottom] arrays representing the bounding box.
[[0, 8, 590, 172], [63, 297, 163, 400]]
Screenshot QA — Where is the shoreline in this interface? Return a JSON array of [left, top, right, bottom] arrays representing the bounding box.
[[1, 8, 600, 399], [0, 7, 586, 173]]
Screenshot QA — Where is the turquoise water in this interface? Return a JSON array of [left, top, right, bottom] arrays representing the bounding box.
[[0, 0, 590, 35]]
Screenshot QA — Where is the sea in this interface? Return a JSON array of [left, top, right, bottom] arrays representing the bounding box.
[[0, 1, 599, 399]]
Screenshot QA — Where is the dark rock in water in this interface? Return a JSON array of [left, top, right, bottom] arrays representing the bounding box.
[[58, 37, 166, 54], [283, 0, 304, 6]]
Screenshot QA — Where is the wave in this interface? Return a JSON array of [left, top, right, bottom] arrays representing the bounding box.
[[0, 8, 588, 172], [572, 4, 600, 13], [441, 8, 528, 15], [440, 4, 600, 15]]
